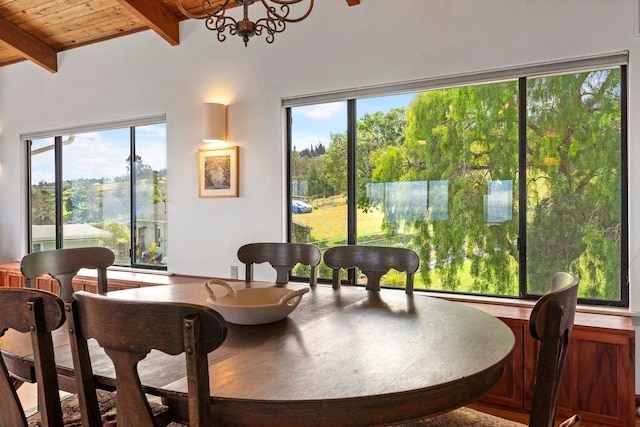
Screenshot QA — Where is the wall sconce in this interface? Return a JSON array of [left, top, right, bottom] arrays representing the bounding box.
[[203, 103, 227, 143]]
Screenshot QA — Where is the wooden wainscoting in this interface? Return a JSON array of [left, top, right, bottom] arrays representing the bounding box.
[[460, 300, 635, 427]]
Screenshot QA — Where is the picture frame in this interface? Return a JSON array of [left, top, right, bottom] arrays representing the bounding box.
[[198, 146, 239, 198]]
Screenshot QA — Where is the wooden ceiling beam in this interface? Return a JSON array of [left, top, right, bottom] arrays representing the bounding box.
[[346, 0, 360, 5], [0, 16, 57, 73], [116, 0, 180, 46]]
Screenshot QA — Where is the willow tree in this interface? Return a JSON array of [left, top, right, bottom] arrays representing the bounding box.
[[525, 70, 621, 299], [370, 69, 621, 300]]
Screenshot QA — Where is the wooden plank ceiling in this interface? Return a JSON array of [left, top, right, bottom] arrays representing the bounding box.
[[0, 0, 359, 73]]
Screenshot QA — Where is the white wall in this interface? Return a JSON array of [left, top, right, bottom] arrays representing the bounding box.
[[1, 0, 639, 383]]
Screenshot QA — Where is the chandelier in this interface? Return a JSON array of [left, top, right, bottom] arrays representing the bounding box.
[[176, 0, 314, 46]]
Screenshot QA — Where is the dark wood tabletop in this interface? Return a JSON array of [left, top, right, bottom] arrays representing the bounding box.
[[1, 282, 515, 426]]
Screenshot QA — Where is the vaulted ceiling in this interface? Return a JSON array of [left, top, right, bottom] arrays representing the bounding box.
[[0, 0, 359, 73]]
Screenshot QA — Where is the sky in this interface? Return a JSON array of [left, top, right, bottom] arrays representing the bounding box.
[[30, 92, 416, 182], [30, 123, 167, 183], [290, 92, 417, 152]]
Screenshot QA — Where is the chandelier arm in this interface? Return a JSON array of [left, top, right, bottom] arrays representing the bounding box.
[[206, 17, 238, 31], [253, 21, 277, 44], [255, 17, 285, 33], [176, 0, 231, 20], [206, 18, 237, 42], [193, 0, 313, 45], [257, 0, 313, 23], [176, 0, 208, 20]]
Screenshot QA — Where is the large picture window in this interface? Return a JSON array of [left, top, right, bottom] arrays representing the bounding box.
[[25, 116, 168, 270], [287, 58, 627, 306]]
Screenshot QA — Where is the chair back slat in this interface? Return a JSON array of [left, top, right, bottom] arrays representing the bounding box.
[[66, 291, 227, 427], [237, 242, 321, 286], [323, 245, 420, 294], [528, 272, 579, 427], [0, 288, 65, 427], [21, 247, 115, 302]]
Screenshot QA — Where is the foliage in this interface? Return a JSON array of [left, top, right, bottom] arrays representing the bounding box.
[[31, 156, 167, 248], [93, 220, 130, 249], [372, 82, 520, 295], [368, 70, 622, 300], [322, 109, 407, 210], [31, 182, 55, 225], [291, 144, 333, 198], [291, 70, 622, 301], [525, 70, 622, 298]]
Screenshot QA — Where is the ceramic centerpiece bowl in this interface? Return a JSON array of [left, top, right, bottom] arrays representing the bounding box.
[[204, 278, 309, 325]]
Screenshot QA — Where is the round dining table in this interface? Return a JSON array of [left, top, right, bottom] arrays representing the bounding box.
[[103, 281, 515, 427]]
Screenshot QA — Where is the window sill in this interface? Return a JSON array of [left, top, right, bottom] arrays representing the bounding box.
[[421, 290, 633, 317], [412, 290, 634, 332]]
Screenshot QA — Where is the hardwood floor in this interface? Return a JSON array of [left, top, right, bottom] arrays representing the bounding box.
[[17, 381, 38, 416], [17, 381, 72, 417]]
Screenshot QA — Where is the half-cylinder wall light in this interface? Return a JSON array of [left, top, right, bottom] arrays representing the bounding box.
[[203, 103, 227, 143]]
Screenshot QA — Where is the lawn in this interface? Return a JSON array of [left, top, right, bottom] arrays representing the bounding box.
[[293, 201, 519, 296], [292, 203, 385, 245]]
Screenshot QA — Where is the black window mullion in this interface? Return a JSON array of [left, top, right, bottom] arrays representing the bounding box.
[[54, 136, 63, 248], [346, 99, 357, 284], [130, 127, 138, 267], [518, 78, 527, 299], [620, 64, 629, 307], [286, 107, 293, 242], [26, 141, 33, 252]]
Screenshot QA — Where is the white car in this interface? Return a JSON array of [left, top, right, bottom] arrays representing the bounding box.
[[291, 200, 312, 214]]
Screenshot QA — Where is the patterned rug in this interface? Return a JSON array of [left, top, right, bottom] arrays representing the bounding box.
[[26, 389, 174, 427], [389, 407, 527, 427], [390, 407, 580, 427]]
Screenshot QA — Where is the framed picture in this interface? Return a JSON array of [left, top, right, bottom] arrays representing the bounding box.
[[198, 146, 239, 198]]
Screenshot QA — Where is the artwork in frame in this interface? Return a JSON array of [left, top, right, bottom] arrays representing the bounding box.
[[198, 146, 239, 198]]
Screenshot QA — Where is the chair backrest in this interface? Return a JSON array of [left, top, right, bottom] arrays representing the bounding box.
[[66, 291, 227, 427], [20, 247, 115, 302], [528, 272, 579, 427], [323, 245, 420, 294], [0, 288, 65, 427], [237, 242, 321, 286]]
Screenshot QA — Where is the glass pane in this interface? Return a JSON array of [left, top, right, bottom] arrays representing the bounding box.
[[61, 129, 131, 264], [290, 101, 348, 280], [525, 69, 622, 301], [30, 138, 56, 252], [366, 83, 519, 295], [134, 123, 168, 267], [356, 95, 416, 288]]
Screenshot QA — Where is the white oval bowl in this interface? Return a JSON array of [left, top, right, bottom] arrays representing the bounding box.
[[205, 279, 309, 325]]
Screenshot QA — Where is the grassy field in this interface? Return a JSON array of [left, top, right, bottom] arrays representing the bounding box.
[[292, 202, 385, 245], [293, 201, 519, 296]]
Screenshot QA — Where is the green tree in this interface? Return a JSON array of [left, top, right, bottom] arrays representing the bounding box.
[[322, 108, 407, 205], [370, 70, 621, 299], [291, 145, 332, 198], [31, 182, 55, 225], [375, 83, 520, 293], [322, 132, 347, 196], [525, 70, 621, 298]]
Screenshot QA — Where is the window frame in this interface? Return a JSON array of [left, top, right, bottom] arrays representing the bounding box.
[[24, 115, 168, 271], [285, 55, 628, 307]]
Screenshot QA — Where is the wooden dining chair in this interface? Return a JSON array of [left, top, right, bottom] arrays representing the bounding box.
[[20, 247, 115, 302], [237, 242, 322, 287], [323, 245, 420, 294], [393, 272, 580, 427], [65, 291, 228, 427], [0, 288, 65, 427]]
